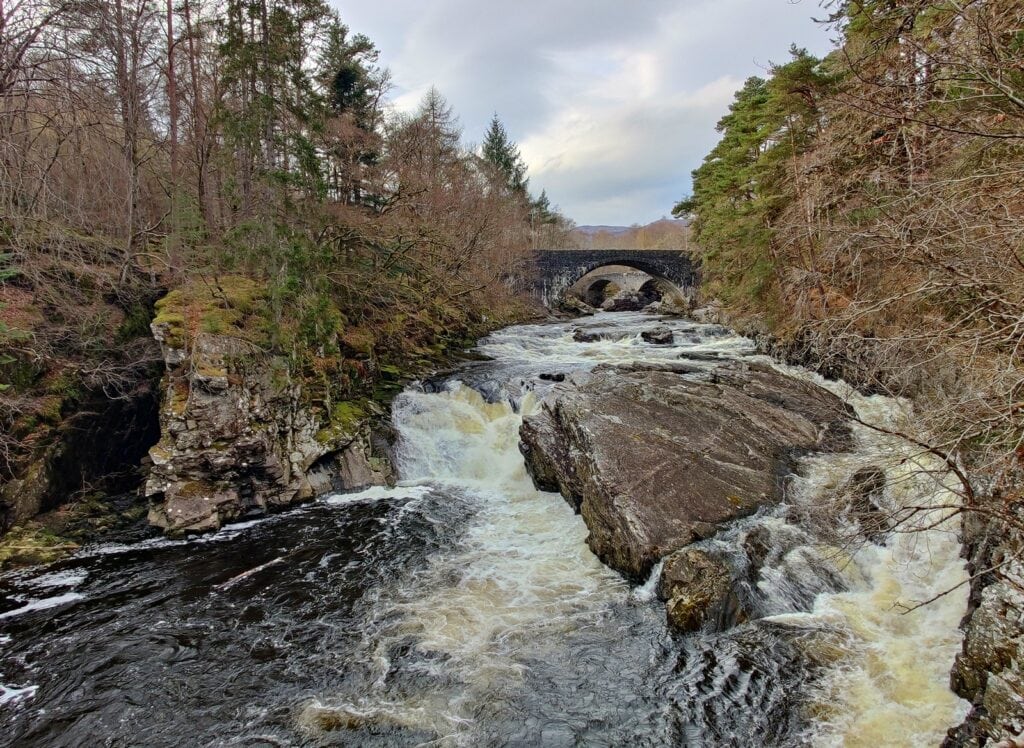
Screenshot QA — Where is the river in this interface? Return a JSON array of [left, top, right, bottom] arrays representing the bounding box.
[[0, 312, 969, 746]]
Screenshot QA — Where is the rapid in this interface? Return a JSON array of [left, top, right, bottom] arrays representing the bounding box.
[[0, 312, 969, 746]]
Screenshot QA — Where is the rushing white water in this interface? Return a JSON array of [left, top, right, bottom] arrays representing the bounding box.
[[769, 369, 971, 746], [299, 312, 969, 745], [300, 383, 629, 739]]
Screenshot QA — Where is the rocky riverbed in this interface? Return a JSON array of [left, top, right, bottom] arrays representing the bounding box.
[[0, 310, 1005, 746]]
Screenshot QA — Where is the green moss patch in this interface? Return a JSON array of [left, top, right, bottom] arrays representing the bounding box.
[[153, 276, 267, 349], [315, 399, 368, 443], [0, 524, 79, 569]]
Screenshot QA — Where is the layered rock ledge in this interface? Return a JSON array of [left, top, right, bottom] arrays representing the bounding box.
[[145, 329, 392, 535], [519, 361, 852, 581]]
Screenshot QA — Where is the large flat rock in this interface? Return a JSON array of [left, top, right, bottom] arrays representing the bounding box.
[[519, 362, 852, 579]]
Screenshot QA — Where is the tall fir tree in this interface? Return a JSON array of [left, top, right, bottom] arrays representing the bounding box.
[[481, 114, 528, 197]]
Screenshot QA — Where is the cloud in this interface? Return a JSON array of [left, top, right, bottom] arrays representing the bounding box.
[[332, 0, 833, 224]]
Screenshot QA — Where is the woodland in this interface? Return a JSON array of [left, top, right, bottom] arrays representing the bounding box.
[[0, 0, 569, 531], [676, 0, 1024, 541]]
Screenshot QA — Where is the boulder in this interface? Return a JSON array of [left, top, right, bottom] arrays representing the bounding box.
[[641, 327, 674, 345], [572, 328, 603, 343], [659, 548, 745, 632], [843, 466, 892, 543], [519, 361, 853, 579], [556, 296, 598, 317], [601, 292, 645, 312]]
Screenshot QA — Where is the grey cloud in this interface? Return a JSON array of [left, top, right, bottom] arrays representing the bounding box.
[[333, 0, 833, 225]]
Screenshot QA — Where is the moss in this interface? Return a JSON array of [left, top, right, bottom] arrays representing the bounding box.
[[0, 524, 79, 569], [0, 357, 45, 391], [168, 379, 190, 416], [149, 441, 173, 462], [315, 399, 368, 443], [340, 327, 375, 357], [332, 400, 366, 429], [153, 276, 267, 349], [195, 364, 228, 379], [45, 370, 81, 401], [116, 302, 154, 343], [176, 479, 217, 499], [37, 395, 64, 424]]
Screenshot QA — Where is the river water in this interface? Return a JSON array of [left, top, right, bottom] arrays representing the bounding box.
[[0, 312, 969, 746]]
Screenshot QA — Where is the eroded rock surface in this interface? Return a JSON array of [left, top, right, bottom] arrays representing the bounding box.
[[519, 362, 852, 580], [947, 550, 1024, 746], [146, 331, 392, 534]]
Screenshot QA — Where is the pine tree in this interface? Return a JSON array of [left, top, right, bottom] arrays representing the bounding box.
[[481, 114, 528, 196]]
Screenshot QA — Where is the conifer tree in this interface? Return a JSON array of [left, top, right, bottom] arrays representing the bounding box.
[[481, 114, 529, 196]]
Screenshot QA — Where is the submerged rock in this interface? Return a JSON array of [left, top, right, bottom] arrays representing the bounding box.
[[641, 327, 674, 345], [519, 361, 853, 580], [572, 328, 603, 343], [843, 467, 892, 543]]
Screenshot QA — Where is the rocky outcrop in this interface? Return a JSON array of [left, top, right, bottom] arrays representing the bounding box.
[[145, 329, 392, 535], [519, 361, 852, 580], [945, 530, 1024, 747]]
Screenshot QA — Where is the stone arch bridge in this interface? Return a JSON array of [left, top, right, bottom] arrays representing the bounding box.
[[528, 249, 699, 306]]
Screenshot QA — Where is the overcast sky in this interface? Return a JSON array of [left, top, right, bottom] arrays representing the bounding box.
[[332, 1, 835, 226]]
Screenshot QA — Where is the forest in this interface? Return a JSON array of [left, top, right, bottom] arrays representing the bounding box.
[[0, 0, 568, 534], [676, 0, 1024, 541]]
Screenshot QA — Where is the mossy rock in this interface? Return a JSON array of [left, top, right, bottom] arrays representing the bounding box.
[[340, 327, 376, 357], [175, 479, 219, 499], [0, 524, 79, 569], [315, 399, 368, 443]]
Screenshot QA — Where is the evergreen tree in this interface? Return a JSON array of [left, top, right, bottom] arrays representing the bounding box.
[[675, 49, 831, 307], [529, 189, 557, 225], [481, 114, 528, 196]]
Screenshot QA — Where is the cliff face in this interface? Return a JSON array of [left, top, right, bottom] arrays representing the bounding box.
[[145, 323, 392, 535], [945, 524, 1024, 747]]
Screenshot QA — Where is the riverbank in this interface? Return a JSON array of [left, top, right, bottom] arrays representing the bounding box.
[[0, 276, 540, 562], [685, 302, 1023, 747]]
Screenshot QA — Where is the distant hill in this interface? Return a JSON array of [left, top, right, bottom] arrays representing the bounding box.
[[574, 224, 634, 237], [570, 218, 691, 249]]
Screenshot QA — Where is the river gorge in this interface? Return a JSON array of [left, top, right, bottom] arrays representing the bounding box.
[[0, 312, 971, 746]]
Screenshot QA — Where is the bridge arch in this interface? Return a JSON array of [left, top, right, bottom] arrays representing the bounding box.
[[579, 276, 622, 307], [529, 249, 699, 307]]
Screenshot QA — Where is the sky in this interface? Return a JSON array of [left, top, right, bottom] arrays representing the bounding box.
[[332, 1, 836, 226]]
